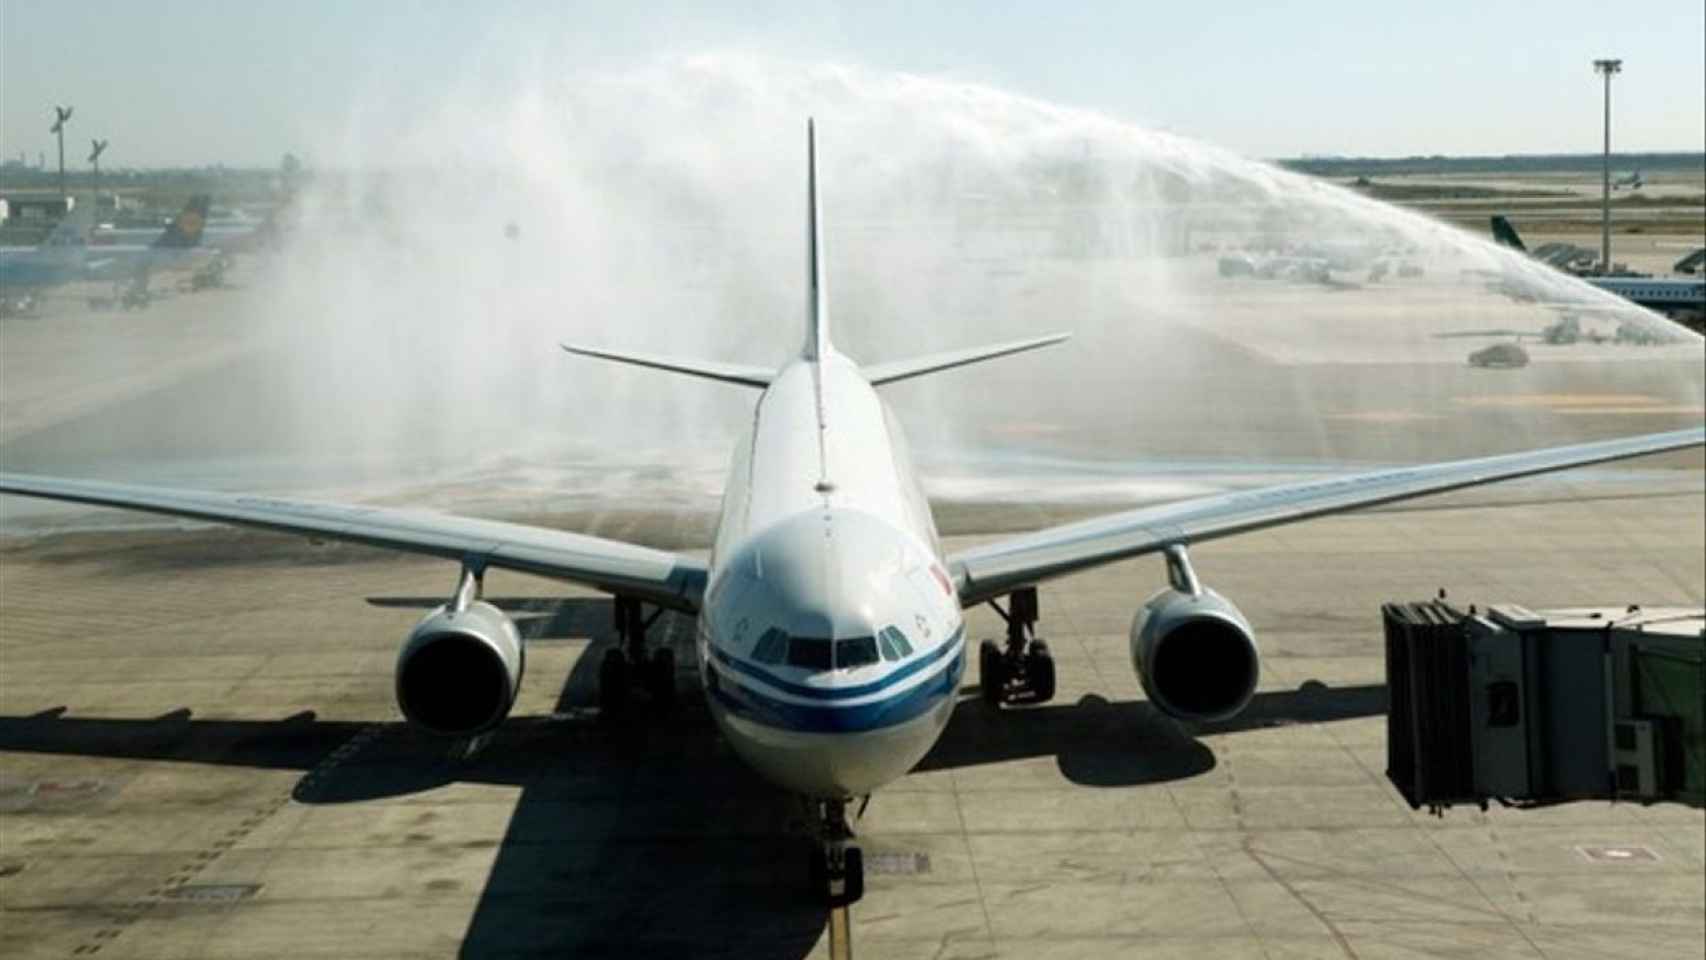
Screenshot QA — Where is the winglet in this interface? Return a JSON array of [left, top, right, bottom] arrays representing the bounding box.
[[804, 119, 829, 360]]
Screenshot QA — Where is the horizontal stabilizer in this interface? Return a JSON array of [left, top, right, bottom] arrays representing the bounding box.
[[863, 333, 1070, 386], [560, 343, 773, 388]]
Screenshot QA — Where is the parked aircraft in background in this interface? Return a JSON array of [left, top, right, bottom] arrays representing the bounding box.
[[3, 124, 1701, 907], [0, 195, 216, 312], [92, 203, 262, 249], [0, 201, 100, 295], [1489, 215, 1705, 321]]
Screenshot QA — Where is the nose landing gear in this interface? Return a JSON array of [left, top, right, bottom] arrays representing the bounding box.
[[980, 586, 1055, 706], [806, 798, 865, 906], [597, 597, 677, 714]]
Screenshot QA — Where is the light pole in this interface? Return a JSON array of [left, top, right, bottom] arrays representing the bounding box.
[[88, 139, 108, 213], [49, 105, 74, 205], [1593, 59, 1621, 274]]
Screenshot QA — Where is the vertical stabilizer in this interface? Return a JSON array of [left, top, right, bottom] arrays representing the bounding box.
[[154, 194, 210, 249], [803, 119, 830, 360], [40, 199, 94, 254], [1490, 215, 1527, 252]]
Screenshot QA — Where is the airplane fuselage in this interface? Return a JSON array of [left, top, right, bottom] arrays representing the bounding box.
[[1588, 277, 1706, 316], [696, 351, 966, 798]]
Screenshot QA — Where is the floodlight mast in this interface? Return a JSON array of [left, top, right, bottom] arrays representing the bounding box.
[[1593, 58, 1621, 274], [49, 105, 74, 204]]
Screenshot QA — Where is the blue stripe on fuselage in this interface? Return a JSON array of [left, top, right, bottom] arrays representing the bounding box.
[[707, 641, 964, 734], [710, 625, 963, 702]]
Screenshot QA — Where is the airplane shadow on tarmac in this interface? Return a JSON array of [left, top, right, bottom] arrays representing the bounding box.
[[0, 598, 1387, 959]]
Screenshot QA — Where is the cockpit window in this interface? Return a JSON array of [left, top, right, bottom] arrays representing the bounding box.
[[752, 627, 788, 665], [786, 636, 833, 670], [878, 626, 914, 661], [836, 636, 879, 669], [877, 629, 900, 661]]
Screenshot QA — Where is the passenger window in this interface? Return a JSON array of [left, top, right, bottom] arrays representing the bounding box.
[[837, 636, 879, 669], [752, 627, 788, 664], [787, 636, 833, 670]]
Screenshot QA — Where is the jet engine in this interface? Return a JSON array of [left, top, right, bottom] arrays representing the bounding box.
[[395, 600, 524, 736], [1129, 586, 1259, 723]]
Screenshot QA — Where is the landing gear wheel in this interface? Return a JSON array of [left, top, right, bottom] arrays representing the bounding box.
[[1025, 640, 1056, 704], [840, 846, 865, 905], [646, 646, 676, 705], [808, 798, 863, 906], [815, 845, 864, 907], [598, 648, 630, 714], [979, 639, 1006, 706]]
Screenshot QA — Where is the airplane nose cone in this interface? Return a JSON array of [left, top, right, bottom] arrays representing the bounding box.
[[703, 508, 960, 796]]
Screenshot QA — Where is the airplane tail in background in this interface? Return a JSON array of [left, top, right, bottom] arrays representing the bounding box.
[[38, 200, 94, 254], [1490, 215, 1527, 252], [152, 195, 210, 249]]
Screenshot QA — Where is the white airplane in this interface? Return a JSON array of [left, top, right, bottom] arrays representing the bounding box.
[[2, 121, 1702, 907]]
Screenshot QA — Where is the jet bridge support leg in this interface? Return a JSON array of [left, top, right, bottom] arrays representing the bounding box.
[[597, 597, 676, 715], [979, 587, 1056, 706]]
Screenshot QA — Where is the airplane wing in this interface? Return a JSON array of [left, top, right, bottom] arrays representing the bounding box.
[[0, 473, 706, 612], [948, 427, 1704, 606]]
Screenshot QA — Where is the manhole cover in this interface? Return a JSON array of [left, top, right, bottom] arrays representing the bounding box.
[[866, 852, 930, 876], [1576, 845, 1659, 864], [165, 884, 262, 903]]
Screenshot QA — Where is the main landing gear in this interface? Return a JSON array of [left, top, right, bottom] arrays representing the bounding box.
[[980, 586, 1055, 706], [598, 596, 676, 713], [806, 798, 865, 907]]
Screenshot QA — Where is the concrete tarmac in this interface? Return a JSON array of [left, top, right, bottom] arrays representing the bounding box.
[[2, 484, 1702, 959]]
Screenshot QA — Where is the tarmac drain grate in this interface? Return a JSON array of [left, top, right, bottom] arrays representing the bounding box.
[[1576, 845, 1660, 864], [866, 851, 930, 876], [0, 778, 108, 812], [163, 883, 263, 903]]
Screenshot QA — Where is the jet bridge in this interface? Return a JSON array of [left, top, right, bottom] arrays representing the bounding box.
[[1384, 600, 1704, 814]]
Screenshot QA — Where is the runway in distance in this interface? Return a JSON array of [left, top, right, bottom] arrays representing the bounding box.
[[2, 121, 1702, 906]]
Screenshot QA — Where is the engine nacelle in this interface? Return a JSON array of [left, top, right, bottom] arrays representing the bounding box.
[[395, 600, 524, 736], [1129, 587, 1259, 723]]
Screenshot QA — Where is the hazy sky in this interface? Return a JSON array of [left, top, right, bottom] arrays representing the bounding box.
[[2, 0, 1702, 168]]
